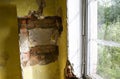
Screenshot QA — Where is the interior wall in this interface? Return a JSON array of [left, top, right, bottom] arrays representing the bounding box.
[[0, 3, 22, 79], [10, 0, 56, 16], [9, 0, 67, 79], [55, 0, 67, 79]]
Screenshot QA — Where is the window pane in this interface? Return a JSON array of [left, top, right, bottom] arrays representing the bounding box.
[[97, 44, 120, 79], [97, 0, 120, 42], [87, 0, 120, 79], [97, 1, 120, 78]]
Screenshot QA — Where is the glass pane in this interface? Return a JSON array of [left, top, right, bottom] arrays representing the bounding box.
[[97, 0, 120, 42], [97, 44, 120, 79], [87, 0, 120, 79]]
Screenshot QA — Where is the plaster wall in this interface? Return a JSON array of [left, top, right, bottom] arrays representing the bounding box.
[[0, 3, 22, 79], [9, 0, 67, 79]]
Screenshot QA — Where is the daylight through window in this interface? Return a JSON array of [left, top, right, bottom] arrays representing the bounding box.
[[87, 0, 120, 79]]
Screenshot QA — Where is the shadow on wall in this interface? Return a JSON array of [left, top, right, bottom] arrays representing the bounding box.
[[0, 4, 22, 79], [3, 27, 22, 79]]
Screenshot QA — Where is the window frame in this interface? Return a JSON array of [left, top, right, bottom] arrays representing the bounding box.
[[84, 0, 120, 79]]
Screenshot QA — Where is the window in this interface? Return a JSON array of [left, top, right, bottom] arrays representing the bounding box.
[[87, 0, 120, 79], [67, 0, 120, 79]]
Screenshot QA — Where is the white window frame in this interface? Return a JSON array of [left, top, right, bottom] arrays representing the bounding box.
[[85, 0, 120, 79], [67, 0, 119, 79], [87, 0, 98, 76], [85, 0, 106, 78]]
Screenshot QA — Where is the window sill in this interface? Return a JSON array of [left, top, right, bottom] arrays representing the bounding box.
[[86, 74, 103, 79]]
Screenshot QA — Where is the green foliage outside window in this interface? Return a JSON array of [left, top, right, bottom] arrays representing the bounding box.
[[97, 0, 120, 79]]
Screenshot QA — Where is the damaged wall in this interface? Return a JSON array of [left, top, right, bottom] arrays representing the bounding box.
[[8, 0, 67, 79], [10, 0, 56, 16]]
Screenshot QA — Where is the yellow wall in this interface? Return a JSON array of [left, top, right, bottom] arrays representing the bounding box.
[[10, 0, 57, 16], [9, 0, 67, 79], [55, 0, 68, 79], [0, 4, 22, 79]]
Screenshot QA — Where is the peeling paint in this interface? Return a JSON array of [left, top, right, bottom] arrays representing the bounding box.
[[64, 60, 79, 79]]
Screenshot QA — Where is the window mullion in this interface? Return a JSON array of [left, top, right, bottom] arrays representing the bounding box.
[[86, 0, 98, 78], [81, 0, 89, 78], [97, 39, 120, 47]]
